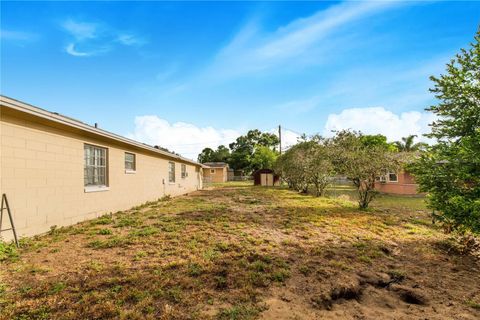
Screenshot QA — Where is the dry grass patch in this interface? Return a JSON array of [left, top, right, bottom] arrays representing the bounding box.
[[1, 183, 479, 320]]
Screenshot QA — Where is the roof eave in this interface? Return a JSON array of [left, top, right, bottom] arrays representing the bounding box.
[[0, 95, 202, 167]]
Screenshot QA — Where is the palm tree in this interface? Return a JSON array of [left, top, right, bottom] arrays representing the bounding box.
[[394, 135, 428, 152]]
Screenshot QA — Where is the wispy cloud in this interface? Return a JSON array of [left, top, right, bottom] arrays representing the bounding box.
[[205, 1, 401, 80], [65, 43, 108, 57], [275, 52, 448, 115], [63, 19, 98, 41], [61, 18, 146, 57], [0, 29, 38, 42]]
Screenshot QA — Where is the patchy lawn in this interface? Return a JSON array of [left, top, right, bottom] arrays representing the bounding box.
[[1, 183, 479, 320]]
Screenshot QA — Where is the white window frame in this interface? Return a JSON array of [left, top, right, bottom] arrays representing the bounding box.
[[168, 161, 176, 183], [84, 144, 109, 192], [125, 152, 136, 173], [387, 172, 398, 183], [181, 164, 187, 179], [210, 169, 216, 174]]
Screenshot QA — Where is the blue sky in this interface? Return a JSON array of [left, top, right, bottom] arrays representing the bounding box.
[[1, 1, 479, 158]]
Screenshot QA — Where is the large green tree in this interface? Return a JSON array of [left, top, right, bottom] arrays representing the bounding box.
[[360, 134, 397, 151], [229, 129, 279, 173], [251, 146, 278, 172], [411, 29, 480, 233], [197, 145, 231, 163]]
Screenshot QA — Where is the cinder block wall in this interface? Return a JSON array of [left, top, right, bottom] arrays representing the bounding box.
[[0, 110, 202, 240]]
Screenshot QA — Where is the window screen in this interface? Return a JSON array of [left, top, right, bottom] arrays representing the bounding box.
[[181, 164, 187, 178], [169, 162, 175, 183], [84, 145, 107, 186], [125, 153, 136, 171]]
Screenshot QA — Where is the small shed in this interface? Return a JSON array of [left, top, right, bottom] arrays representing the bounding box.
[[253, 169, 280, 187]]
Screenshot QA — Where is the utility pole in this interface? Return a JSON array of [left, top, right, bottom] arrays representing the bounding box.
[[278, 125, 282, 155]]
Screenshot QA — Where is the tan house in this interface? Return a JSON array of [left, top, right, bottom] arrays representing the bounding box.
[[0, 96, 204, 241], [202, 162, 230, 183], [375, 170, 418, 195]]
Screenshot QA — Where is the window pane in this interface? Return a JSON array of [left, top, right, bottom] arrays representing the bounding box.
[[169, 162, 175, 182], [84, 145, 108, 186], [388, 173, 398, 181], [125, 153, 135, 170]]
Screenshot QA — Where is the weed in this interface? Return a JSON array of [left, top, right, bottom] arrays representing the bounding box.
[[0, 241, 19, 262], [387, 270, 406, 283], [270, 269, 290, 282], [49, 282, 66, 294], [92, 215, 113, 225], [165, 286, 183, 303], [214, 275, 228, 289], [115, 217, 140, 228], [465, 300, 480, 310], [87, 260, 104, 272], [13, 306, 51, 320], [98, 228, 113, 235], [48, 225, 58, 235], [160, 195, 172, 202], [134, 251, 148, 260], [110, 285, 122, 294], [250, 260, 269, 272], [329, 260, 352, 271], [187, 262, 204, 277], [203, 248, 219, 261], [358, 255, 373, 264], [248, 271, 269, 287], [299, 265, 311, 276], [0, 283, 6, 295], [215, 241, 230, 252], [130, 226, 159, 237]]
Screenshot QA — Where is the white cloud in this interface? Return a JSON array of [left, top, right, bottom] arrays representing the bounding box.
[[323, 107, 436, 142], [65, 43, 92, 57], [127, 116, 240, 159], [61, 19, 145, 57], [205, 1, 400, 79], [127, 115, 301, 159], [281, 130, 302, 149]]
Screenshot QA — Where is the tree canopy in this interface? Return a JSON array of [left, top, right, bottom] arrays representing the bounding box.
[[411, 29, 480, 233], [228, 130, 279, 173], [276, 131, 398, 208], [330, 131, 400, 208], [197, 129, 279, 174], [197, 145, 230, 164]]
